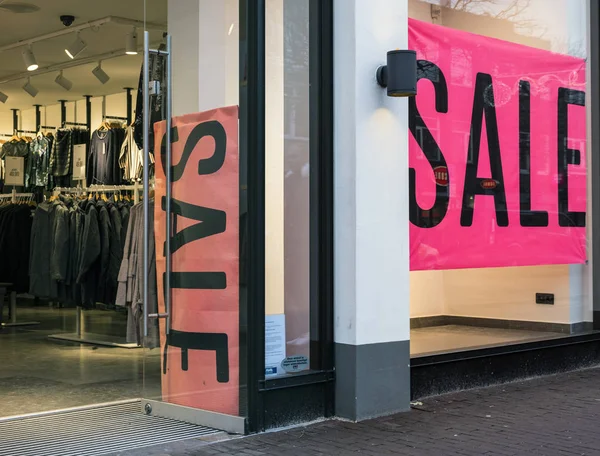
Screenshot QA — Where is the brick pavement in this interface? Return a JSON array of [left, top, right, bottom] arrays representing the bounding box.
[[115, 367, 600, 456]]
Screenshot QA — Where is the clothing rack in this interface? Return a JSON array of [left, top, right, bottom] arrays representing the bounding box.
[[47, 184, 141, 348], [0, 191, 39, 327], [62, 121, 88, 127], [48, 308, 139, 349], [103, 116, 128, 122], [53, 184, 143, 204], [0, 190, 33, 204], [16, 129, 36, 134]]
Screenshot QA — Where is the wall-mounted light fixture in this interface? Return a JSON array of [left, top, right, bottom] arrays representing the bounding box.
[[376, 50, 417, 97]]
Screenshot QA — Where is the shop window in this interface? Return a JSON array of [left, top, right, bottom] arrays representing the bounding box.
[[264, 0, 313, 378], [409, 0, 592, 356]]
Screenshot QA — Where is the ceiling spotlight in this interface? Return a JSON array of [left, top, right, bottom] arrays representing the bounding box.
[[126, 27, 138, 55], [65, 32, 87, 59], [22, 45, 38, 71], [55, 70, 73, 91], [92, 61, 110, 84], [22, 78, 38, 98], [0, 91, 8, 104]]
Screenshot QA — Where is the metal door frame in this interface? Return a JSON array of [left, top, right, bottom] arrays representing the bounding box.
[[139, 29, 246, 436]]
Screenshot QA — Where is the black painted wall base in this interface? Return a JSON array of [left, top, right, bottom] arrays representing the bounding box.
[[259, 374, 334, 430], [411, 332, 600, 400]]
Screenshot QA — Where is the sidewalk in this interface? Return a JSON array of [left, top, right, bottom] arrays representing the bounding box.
[[116, 367, 600, 456]]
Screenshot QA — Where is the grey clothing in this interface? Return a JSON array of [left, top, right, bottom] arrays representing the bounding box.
[[116, 202, 158, 347]]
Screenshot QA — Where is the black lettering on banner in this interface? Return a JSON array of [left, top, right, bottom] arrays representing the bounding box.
[[557, 87, 586, 227], [519, 80, 549, 227], [409, 60, 450, 228], [161, 197, 226, 255], [460, 73, 508, 227], [161, 120, 227, 181], [158, 120, 231, 382]]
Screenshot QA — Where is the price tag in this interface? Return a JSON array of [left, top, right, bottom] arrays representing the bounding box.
[[4, 157, 24, 186], [73, 144, 86, 181]]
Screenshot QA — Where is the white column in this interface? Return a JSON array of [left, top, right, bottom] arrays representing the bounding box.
[[334, 0, 411, 421]]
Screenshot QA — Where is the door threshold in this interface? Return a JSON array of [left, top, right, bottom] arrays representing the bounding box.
[[0, 398, 141, 423]]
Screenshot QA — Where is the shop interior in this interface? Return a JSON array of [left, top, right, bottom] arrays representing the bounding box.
[[409, 0, 592, 357], [0, 1, 167, 417]]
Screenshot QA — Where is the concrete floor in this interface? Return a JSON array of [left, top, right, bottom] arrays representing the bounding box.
[[0, 305, 161, 418], [410, 324, 567, 356]]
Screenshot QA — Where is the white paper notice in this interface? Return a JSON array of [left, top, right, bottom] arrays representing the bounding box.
[[73, 144, 86, 181], [5, 156, 24, 186], [265, 314, 286, 377]]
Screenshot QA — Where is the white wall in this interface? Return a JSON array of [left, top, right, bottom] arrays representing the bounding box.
[[334, 0, 410, 346], [408, 0, 592, 326], [1, 92, 132, 136], [410, 271, 445, 317]]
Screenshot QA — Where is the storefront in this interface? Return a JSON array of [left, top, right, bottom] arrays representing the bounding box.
[[1, 0, 599, 453], [334, 0, 600, 421], [0, 0, 334, 453]]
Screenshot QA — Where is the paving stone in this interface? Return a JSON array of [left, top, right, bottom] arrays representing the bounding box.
[[118, 367, 600, 456]]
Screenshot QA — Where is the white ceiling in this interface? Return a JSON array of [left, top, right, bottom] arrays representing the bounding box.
[[0, 0, 167, 112]]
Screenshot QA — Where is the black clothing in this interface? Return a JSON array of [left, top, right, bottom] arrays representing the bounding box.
[[2, 140, 31, 189], [0, 204, 32, 292], [134, 47, 167, 154], [30, 202, 61, 299], [50, 129, 72, 178], [88, 129, 125, 185], [77, 201, 101, 308]]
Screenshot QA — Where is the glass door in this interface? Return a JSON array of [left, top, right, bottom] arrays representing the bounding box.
[[140, 0, 246, 433]]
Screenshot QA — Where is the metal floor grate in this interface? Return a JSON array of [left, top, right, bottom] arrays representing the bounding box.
[[0, 400, 222, 456]]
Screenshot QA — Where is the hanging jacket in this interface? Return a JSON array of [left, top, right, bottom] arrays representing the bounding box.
[[77, 201, 101, 308]]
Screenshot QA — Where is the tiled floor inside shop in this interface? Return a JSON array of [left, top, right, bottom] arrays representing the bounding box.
[[0, 304, 161, 417], [410, 324, 570, 357]]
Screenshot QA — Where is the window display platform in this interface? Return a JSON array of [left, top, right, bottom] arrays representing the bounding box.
[[0, 306, 161, 418], [411, 324, 569, 357], [411, 329, 600, 400]]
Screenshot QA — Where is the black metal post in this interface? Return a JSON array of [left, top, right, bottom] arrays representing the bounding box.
[[84, 95, 92, 132], [59, 100, 67, 127], [124, 87, 133, 125], [11, 109, 18, 134], [34, 105, 42, 132]]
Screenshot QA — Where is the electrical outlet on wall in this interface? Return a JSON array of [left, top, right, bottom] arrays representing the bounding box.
[[536, 293, 555, 305]]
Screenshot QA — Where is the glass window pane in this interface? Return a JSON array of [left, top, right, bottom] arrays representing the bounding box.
[[408, 0, 592, 356], [265, 0, 312, 378]]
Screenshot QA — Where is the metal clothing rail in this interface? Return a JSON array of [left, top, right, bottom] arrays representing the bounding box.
[[53, 184, 143, 204], [48, 307, 140, 349], [0, 190, 33, 204], [62, 121, 87, 127]]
